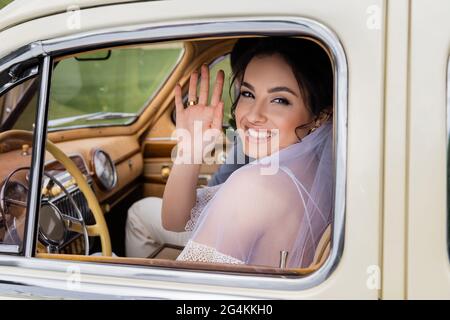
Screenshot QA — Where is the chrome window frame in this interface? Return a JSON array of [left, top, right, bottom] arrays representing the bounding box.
[[0, 17, 348, 293], [447, 56, 450, 262], [23, 56, 52, 257], [0, 64, 39, 97]]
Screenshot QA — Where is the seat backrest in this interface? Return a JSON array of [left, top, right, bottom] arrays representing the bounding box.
[[309, 224, 332, 269]]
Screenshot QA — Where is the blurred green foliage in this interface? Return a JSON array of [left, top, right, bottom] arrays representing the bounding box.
[[0, 0, 14, 9], [49, 45, 184, 128], [49, 44, 234, 129]]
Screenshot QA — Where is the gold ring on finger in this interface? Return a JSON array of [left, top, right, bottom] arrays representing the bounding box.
[[187, 99, 197, 106]]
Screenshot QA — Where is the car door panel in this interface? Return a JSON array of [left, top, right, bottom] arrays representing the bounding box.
[[0, 0, 385, 299], [407, 0, 450, 299]]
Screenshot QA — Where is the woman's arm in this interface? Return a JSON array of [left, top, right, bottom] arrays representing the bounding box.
[[161, 65, 224, 232], [161, 163, 201, 231]]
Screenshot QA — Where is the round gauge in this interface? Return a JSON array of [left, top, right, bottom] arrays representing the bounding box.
[[4, 181, 28, 204], [1, 180, 28, 218], [0, 177, 29, 245], [92, 149, 117, 191]]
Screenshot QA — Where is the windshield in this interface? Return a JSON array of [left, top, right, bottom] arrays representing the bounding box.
[[48, 42, 185, 130]]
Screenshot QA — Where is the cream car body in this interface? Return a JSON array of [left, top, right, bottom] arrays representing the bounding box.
[[0, 0, 449, 299]]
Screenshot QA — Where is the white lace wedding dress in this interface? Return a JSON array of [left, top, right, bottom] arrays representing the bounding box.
[[176, 122, 333, 268]]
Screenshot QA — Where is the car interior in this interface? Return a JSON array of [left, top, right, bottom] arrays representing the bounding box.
[[0, 36, 334, 276]]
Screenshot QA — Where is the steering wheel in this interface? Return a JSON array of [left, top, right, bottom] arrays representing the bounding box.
[[0, 130, 112, 256]]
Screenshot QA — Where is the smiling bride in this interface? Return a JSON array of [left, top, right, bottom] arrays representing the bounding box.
[[161, 36, 334, 268]]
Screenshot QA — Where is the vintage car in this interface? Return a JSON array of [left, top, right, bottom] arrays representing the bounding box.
[[0, 0, 449, 300]]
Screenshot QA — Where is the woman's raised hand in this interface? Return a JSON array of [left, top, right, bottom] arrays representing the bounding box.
[[175, 64, 224, 133], [174, 64, 225, 162]]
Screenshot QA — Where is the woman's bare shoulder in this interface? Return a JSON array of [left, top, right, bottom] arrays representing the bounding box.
[[221, 164, 298, 208], [228, 164, 295, 187]]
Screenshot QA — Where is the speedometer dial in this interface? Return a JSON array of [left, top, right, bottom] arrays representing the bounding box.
[[92, 149, 117, 191]]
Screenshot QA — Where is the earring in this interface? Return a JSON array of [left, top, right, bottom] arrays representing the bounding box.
[[295, 108, 333, 142], [309, 109, 333, 134]]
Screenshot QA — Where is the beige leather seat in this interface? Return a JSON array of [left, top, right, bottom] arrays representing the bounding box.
[[307, 224, 332, 270], [286, 224, 332, 274]]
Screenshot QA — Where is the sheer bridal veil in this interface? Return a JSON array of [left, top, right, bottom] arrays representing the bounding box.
[[186, 120, 334, 268]]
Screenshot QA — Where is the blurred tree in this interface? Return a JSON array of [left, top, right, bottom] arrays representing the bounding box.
[[0, 0, 14, 9]]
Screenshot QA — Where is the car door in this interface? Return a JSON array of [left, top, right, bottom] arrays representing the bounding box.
[[0, 0, 384, 299], [405, 0, 450, 299]]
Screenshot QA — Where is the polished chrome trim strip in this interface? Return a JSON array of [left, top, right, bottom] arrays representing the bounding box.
[[24, 56, 52, 258], [0, 245, 20, 253], [1, 17, 347, 293], [0, 64, 39, 97], [447, 57, 450, 141], [0, 255, 254, 299], [447, 56, 450, 262], [0, 42, 44, 75], [145, 137, 177, 141], [46, 120, 136, 132]]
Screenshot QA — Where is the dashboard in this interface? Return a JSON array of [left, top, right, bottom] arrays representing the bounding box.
[[53, 135, 143, 204], [0, 135, 144, 254]]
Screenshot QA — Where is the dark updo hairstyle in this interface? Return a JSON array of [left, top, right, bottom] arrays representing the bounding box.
[[228, 37, 333, 132]]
